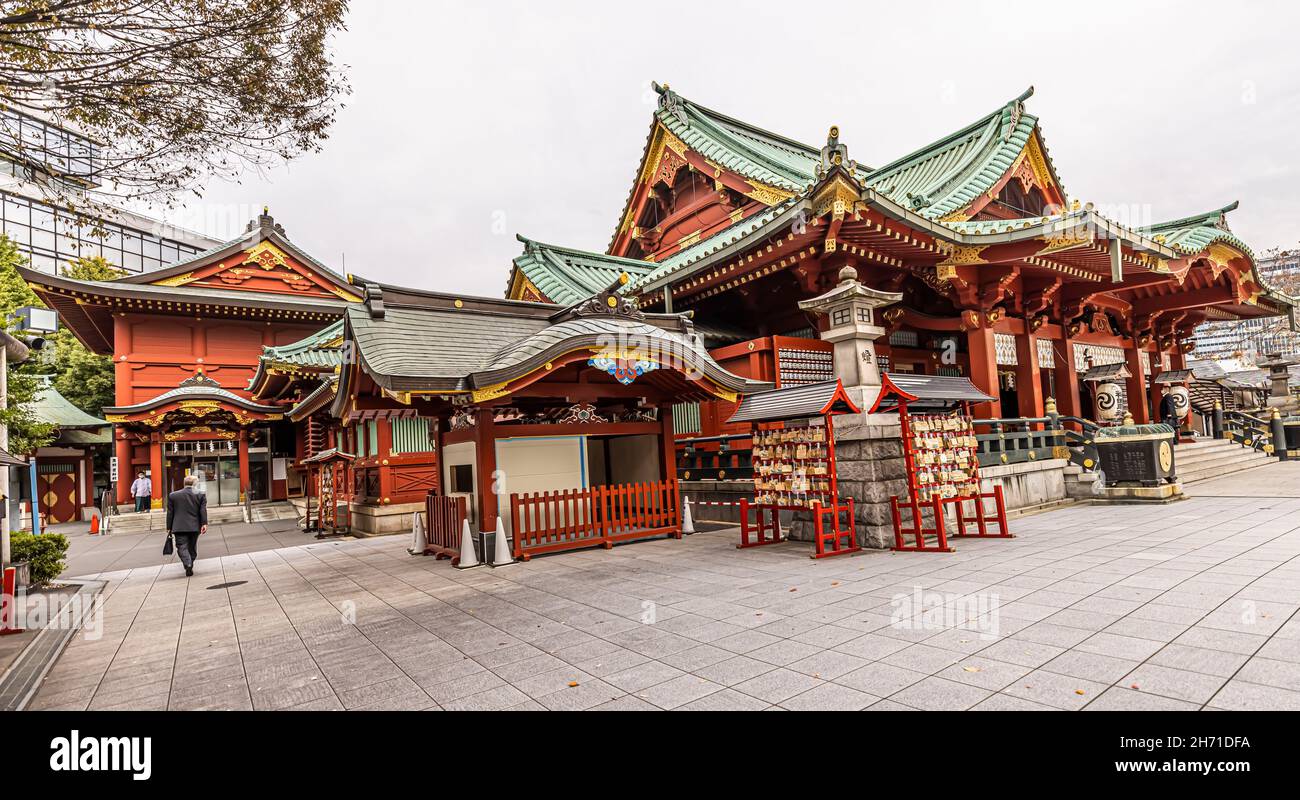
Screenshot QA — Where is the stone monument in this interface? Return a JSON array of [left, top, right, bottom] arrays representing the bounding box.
[[788, 265, 908, 549]]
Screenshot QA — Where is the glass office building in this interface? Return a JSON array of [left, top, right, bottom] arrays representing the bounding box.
[[0, 109, 216, 274]]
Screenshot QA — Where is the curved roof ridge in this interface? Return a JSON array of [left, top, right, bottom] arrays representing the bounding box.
[[1146, 201, 1241, 233], [866, 88, 1032, 184]]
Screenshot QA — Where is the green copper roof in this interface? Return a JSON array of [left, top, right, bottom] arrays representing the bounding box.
[[1143, 202, 1254, 257], [631, 200, 802, 292], [261, 319, 344, 369], [31, 377, 110, 430], [864, 87, 1061, 220], [512, 235, 654, 305], [652, 84, 870, 193]]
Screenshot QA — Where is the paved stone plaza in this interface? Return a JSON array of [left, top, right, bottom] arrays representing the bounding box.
[[24, 464, 1300, 711]]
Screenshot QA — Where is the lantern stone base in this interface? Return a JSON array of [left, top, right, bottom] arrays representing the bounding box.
[[786, 414, 909, 550], [349, 501, 425, 537], [1090, 483, 1185, 504]]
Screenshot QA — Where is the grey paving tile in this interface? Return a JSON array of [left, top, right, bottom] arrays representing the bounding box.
[[1120, 664, 1226, 705], [1084, 686, 1200, 711], [935, 656, 1033, 691], [605, 660, 686, 693], [636, 674, 724, 710], [969, 693, 1058, 711], [835, 662, 927, 697], [1041, 650, 1140, 684], [1206, 679, 1300, 711], [537, 679, 623, 711], [1146, 643, 1251, 678], [779, 683, 879, 711], [889, 676, 991, 711], [879, 643, 965, 674], [693, 655, 779, 687], [1074, 632, 1166, 662], [1001, 669, 1108, 710], [1234, 657, 1300, 692], [676, 687, 771, 711], [733, 668, 824, 704]]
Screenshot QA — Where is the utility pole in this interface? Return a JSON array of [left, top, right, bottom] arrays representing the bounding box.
[[0, 331, 32, 567]]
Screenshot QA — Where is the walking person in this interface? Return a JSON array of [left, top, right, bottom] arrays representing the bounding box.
[[130, 471, 152, 513], [167, 474, 208, 577]]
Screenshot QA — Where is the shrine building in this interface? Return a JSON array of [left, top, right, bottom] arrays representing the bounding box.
[[17, 84, 1295, 545], [508, 85, 1291, 444]]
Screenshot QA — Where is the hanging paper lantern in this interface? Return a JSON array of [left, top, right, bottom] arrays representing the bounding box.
[[1095, 382, 1122, 421]]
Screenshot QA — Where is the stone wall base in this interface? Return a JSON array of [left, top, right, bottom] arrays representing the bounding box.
[[350, 501, 424, 537]]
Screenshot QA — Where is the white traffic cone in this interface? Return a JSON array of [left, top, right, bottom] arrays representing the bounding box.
[[681, 495, 696, 535], [491, 517, 515, 567], [455, 518, 479, 569], [409, 511, 426, 555]]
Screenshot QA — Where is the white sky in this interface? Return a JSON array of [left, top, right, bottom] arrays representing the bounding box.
[[168, 0, 1300, 297]]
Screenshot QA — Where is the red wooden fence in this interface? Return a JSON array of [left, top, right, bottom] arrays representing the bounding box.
[[510, 479, 681, 561], [423, 493, 467, 563]]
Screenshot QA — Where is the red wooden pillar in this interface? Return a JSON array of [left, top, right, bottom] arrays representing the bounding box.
[[475, 408, 498, 533], [1053, 337, 1081, 419], [659, 405, 676, 481], [1124, 344, 1150, 423], [237, 429, 251, 501], [377, 418, 394, 504], [115, 430, 133, 505], [149, 433, 164, 509], [1014, 331, 1044, 419], [1148, 347, 1165, 422], [965, 325, 999, 418]]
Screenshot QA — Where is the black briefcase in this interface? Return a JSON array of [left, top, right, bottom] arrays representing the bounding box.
[[163, 533, 174, 556]]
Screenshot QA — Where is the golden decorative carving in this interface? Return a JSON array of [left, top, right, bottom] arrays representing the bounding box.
[[104, 414, 128, 423], [934, 241, 988, 267], [745, 183, 797, 207], [243, 240, 289, 271], [810, 174, 860, 219], [152, 271, 196, 287], [470, 382, 511, 403]]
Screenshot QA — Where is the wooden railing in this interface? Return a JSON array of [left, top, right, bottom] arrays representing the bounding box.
[[423, 492, 467, 561], [973, 412, 1100, 471], [1224, 410, 1274, 454], [510, 479, 681, 561], [675, 433, 754, 480]]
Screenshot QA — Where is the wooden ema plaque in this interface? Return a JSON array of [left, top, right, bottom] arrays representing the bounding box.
[[870, 374, 1012, 553], [727, 380, 862, 559]]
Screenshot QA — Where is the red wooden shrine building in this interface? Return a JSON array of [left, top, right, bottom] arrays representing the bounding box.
[[17, 85, 1295, 545], [508, 85, 1293, 452]]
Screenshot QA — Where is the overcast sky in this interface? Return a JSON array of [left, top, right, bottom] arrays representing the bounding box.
[[164, 0, 1300, 297]]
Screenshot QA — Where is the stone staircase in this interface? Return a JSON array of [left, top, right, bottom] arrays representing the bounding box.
[[250, 501, 301, 523], [1174, 438, 1274, 484], [104, 501, 299, 532]]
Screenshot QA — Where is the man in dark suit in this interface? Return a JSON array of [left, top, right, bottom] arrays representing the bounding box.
[[167, 474, 208, 577]]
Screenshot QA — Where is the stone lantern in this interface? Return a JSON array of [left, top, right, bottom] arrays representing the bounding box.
[[797, 264, 904, 412]]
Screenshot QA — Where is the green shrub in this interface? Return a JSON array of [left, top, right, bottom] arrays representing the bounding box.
[[10, 532, 69, 586]]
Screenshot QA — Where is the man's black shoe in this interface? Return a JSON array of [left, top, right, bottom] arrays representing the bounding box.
[[185, 566, 193, 577]]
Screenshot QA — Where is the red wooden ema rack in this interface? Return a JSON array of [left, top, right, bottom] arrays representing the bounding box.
[[869, 373, 1013, 553], [726, 380, 861, 559]]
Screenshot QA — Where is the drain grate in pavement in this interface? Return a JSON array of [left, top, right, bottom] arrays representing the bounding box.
[[206, 581, 247, 590]]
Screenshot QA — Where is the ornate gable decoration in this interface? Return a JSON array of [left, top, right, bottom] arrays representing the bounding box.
[[179, 372, 222, 389], [572, 288, 646, 322]]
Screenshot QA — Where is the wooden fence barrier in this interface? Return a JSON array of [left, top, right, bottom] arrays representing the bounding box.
[[510, 479, 681, 561], [423, 493, 467, 563]]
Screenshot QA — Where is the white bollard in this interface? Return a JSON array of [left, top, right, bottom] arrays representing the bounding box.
[[491, 516, 515, 567], [681, 495, 696, 535], [455, 518, 479, 569], [409, 511, 426, 555]]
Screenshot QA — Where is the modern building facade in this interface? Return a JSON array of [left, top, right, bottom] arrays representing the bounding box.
[[1, 107, 218, 275]]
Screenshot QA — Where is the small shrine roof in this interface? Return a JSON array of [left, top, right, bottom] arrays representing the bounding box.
[[31, 377, 110, 430], [868, 372, 997, 412], [104, 374, 283, 415], [342, 276, 772, 397], [726, 380, 860, 424], [1081, 363, 1132, 382]]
